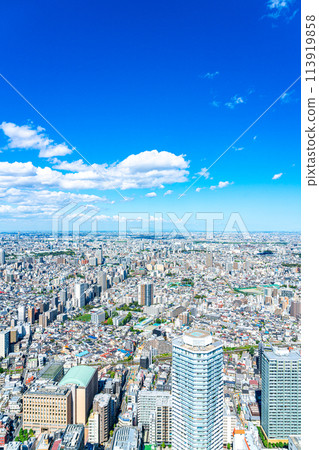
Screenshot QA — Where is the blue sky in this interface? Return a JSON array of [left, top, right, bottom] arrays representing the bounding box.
[[0, 0, 300, 232]]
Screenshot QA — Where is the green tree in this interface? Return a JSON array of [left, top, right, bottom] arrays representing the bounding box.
[[249, 346, 255, 357], [107, 318, 113, 325]]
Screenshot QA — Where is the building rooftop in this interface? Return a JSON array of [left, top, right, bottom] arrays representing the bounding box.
[[112, 426, 139, 450], [40, 361, 64, 380], [94, 392, 111, 407], [173, 329, 222, 353], [61, 424, 84, 449], [59, 365, 96, 388], [24, 384, 70, 397], [264, 349, 301, 362]]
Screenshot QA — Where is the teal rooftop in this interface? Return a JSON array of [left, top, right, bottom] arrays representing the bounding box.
[[59, 365, 96, 388]]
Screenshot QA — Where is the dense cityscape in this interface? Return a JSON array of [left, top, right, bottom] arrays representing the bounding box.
[[0, 232, 301, 450]]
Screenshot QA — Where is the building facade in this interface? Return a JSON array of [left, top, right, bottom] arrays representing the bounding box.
[[138, 283, 154, 306], [172, 330, 223, 450], [74, 284, 85, 309], [0, 331, 9, 358], [261, 348, 301, 442], [88, 412, 100, 444], [23, 385, 72, 433], [59, 365, 98, 425], [92, 393, 111, 444], [149, 395, 172, 446], [91, 309, 105, 325]]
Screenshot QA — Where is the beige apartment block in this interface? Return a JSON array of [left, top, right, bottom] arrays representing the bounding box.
[[23, 385, 72, 433]]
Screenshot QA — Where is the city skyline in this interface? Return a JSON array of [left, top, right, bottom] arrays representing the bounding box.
[[0, 232, 301, 449]]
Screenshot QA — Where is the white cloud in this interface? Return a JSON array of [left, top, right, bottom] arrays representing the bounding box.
[[145, 192, 157, 197], [232, 146, 244, 151], [196, 167, 210, 179], [0, 187, 110, 219], [104, 149, 189, 190], [0, 161, 36, 176], [201, 72, 219, 79], [0, 122, 72, 158], [51, 158, 102, 172], [218, 181, 231, 188], [210, 100, 220, 108], [0, 149, 189, 191], [280, 91, 296, 103], [119, 149, 188, 171], [225, 95, 245, 109], [272, 173, 283, 180], [195, 187, 203, 192], [164, 190, 173, 196], [210, 181, 233, 190], [265, 0, 297, 20]]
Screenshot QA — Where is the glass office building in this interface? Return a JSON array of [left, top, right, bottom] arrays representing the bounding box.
[[261, 348, 301, 441], [172, 330, 223, 450]]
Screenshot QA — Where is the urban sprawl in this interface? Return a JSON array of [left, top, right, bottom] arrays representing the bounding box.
[[0, 233, 301, 450]]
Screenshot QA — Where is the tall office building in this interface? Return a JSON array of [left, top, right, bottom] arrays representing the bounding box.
[[0, 249, 5, 265], [74, 283, 85, 308], [138, 282, 154, 306], [39, 314, 48, 328], [18, 305, 26, 322], [40, 301, 50, 314], [9, 329, 18, 345], [59, 365, 98, 425], [23, 385, 72, 433], [261, 348, 301, 443], [258, 341, 272, 374], [92, 393, 111, 444], [97, 271, 107, 292], [28, 307, 35, 324], [148, 395, 172, 446], [0, 330, 9, 358], [172, 330, 223, 450], [138, 390, 171, 430], [206, 252, 214, 268], [60, 288, 68, 304], [95, 248, 103, 265], [290, 299, 301, 319]]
